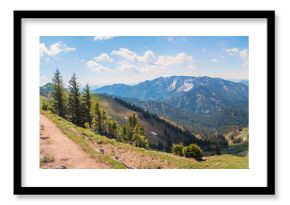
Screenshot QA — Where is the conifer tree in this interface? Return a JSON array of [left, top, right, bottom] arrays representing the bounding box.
[[100, 110, 107, 135], [94, 102, 102, 133], [123, 113, 149, 148], [68, 73, 82, 126], [128, 114, 137, 128], [82, 83, 92, 127], [108, 120, 119, 139], [51, 68, 66, 118]]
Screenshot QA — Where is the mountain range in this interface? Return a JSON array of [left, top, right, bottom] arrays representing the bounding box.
[[94, 76, 248, 115]]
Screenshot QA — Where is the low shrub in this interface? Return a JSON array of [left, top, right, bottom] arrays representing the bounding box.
[[185, 144, 203, 161], [172, 144, 185, 156]]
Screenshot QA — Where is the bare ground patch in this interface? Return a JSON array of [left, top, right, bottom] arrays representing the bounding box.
[[40, 114, 110, 169]]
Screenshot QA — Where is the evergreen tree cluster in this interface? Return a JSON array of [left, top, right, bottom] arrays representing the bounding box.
[[114, 97, 231, 152], [49, 69, 91, 128], [115, 97, 208, 148], [44, 69, 149, 149], [120, 114, 149, 148], [92, 101, 120, 139]]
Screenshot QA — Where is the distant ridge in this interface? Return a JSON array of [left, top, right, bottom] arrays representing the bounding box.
[[94, 76, 248, 115]]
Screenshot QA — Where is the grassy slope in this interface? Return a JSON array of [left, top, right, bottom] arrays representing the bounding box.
[[41, 110, 248, 169], [97, 94, 166, 145], [96, 95, 193, 146]]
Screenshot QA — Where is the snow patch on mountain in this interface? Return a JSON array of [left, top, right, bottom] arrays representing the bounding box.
[[177, 81, 193, 92], [168, 80, 177, 91]]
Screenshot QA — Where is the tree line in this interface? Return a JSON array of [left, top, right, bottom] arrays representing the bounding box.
[[42, 69, 149, 148], [114, 98, 208, 147], [114, 97, 231, 154]]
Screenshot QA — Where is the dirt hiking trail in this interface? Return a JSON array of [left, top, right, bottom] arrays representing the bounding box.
[[40, 114, 109, 169]]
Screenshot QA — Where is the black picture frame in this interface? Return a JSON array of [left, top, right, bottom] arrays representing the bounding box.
[[14, 10, 275, 195]]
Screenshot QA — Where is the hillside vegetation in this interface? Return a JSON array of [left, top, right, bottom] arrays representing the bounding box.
[[94, 76, 248, 132], [41, 110, 248, 169], [123, 97, 247, 138], [96, 94, 206, 151]]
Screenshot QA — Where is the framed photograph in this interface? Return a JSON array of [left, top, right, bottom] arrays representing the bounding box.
[[14, 10, 275, 195]]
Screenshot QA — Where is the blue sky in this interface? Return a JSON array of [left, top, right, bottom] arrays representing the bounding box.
[[40, 36, 248, 87]]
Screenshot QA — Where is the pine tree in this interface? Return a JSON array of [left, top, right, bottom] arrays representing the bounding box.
[[129, 114, 137, 128], [51, 68, 66, 117], [82, 83, 92, 127], [68, 73, 82, 126], [124, 113, 149, 148], [121, 124, 128, 141], [101, 110, 108, 135], [108, 120, 119, 139], [94, 102, 102, 133]]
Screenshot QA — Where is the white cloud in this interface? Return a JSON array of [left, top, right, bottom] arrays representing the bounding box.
[[40, 42, 75, 57], [111, 48, 156, 65], [225, 48, 249, 65], [40, 43, 48, 56], [88, 48, 194, 74], [136, 50, 156, 64], [239, 49, 248, 60], [225, 47, 239, 56], [86, 60, 111, 72], [111, 48, 137, 61], [86, 53, 113, 72], [202, 48, 207, 52], [112, 49, 193, 67], [155, 53, 193, 67], [64, 47, 75, 52], [93, 53, 113, 62], [93, 36, 114, 41], [117, 60, 139, 72], [211, 58, 219, 63], [116, 60, 163, 74], [239, 49, 249, 66]]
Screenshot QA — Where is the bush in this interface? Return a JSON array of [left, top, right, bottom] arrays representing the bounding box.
[[40, 97, 54, 112], [172, 144, 185, 156], [133, 135, 149, 148], [185, 144, 204, 161], [84, 122, 90, 129]]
